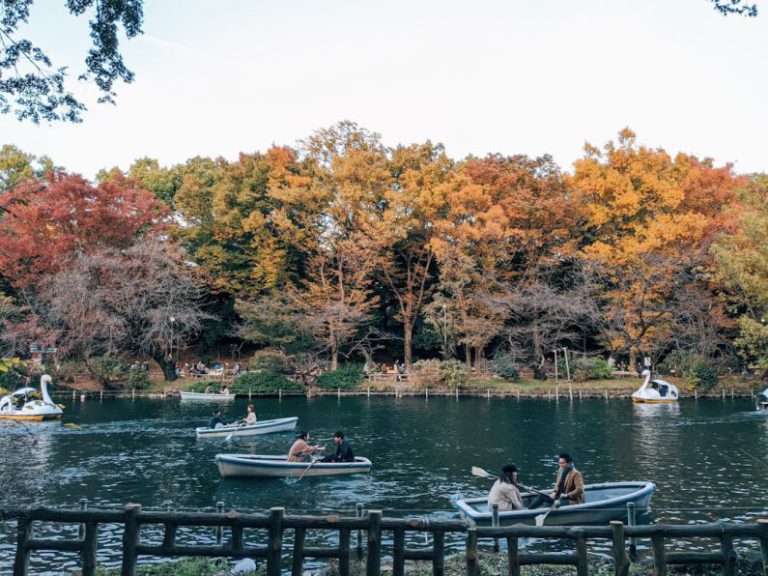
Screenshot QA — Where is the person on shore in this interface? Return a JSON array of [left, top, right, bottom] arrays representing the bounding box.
[[220, 385, 230, 395], [287, 431, 324, 462], [208, 410, 227, 429], [321, 431, 355, 462], [487, 464, 524, 511]]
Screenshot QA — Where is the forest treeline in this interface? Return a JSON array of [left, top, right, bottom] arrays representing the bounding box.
[[1, 122, 767, 382]]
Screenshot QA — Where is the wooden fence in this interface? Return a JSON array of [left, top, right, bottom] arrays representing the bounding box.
[[2, 505, 767, 576]]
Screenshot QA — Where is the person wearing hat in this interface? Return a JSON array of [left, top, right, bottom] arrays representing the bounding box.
[[287, 431, 324, 462], [487, 464, 524, 511]]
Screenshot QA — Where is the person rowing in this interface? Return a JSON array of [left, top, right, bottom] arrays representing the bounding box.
[[287, 430, 323, 462], [239, 404, 257, 426], [487, 463, 524, 511], [208, 410, 227, 429]]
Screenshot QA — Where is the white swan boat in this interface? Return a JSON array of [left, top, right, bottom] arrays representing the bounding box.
[[196, 416, 298, 439], [0, 374, 63, 421], [180, 390, 235, 402], [631, 370, 679, 403], [215, 454, 373, 478], [454, 481, 655, 526], [757, 387, 768, 411]]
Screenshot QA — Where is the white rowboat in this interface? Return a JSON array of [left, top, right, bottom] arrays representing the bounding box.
[[216, 454, 373, 478], [454, 481, 655, 526], [180, 390, 235, 402], [757, 387, 768, 411], [196, 416, 298, 439]]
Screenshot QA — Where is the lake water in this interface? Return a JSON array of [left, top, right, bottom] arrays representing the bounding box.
[[1, 395, 766, 573]]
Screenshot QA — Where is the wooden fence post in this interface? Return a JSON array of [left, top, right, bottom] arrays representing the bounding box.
[[82, 521, 98, 576], [651, 528, 667, 576], [466, 527, 480, 576], [78, 497, 88, 540], [367, 510, 382, 576], [720, 529, 736, 576], [121, 503, 141, 576], [507, 535, 520, 576], [393, 528, 405, 576], [267, 507, 284, 576], [492, 504, 500, 552], [575, 530, 588, 576], [432, 530, 445, 576], [13, 517, 32, 576], [356, 503, 364, 558], [339, 528, 351, 576], [758, 519, 768, 576], [291, 527, 305, 576], [610, 521, 629, 576]]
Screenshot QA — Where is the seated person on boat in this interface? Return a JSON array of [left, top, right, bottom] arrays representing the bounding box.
[[321, 431, 355, 462], [240, 404, 256, 425], [552, 452, 585, 504], [287, 430, 323, 462], [488, 464, 523, 511]]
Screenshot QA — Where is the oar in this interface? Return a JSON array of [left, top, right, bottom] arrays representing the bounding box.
[[63, 422, 81, 430], [297, 451, 324, 480], [223, 423, 245, 442], [535, 501, 558, 526]]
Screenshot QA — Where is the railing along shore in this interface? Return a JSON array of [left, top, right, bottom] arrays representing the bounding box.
[[50, 386, 761, 401], [2, 505, 767, 576]]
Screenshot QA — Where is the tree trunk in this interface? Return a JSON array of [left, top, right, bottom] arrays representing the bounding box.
[[404, 322, 413, 369], [629, 348, 637, 374], [152, 352, 177, 382], [465, 345, 471, 368], [331, 339, 339, 371]]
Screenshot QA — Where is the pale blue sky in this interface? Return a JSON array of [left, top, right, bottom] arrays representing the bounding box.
[[2, 0, 766, 178]]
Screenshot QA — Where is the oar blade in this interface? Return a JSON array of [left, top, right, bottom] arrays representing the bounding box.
[[471, 466, 491, 478]]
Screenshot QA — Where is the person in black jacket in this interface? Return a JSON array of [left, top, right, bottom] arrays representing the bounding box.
[[322, 431, 355, 462]]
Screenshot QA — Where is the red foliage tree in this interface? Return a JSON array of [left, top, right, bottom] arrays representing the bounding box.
[[0, 172, 168, 287]]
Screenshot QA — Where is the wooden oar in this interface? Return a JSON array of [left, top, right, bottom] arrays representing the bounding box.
[[223, 423, 245, 442], [535, 502, 558, 526], [297, 451, 324, 480]]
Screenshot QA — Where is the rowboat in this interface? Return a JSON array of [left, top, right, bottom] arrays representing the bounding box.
[[757, 387, 768, 411], [215, 454, 373, 478], [0, 374, 63, 421], [179, 390, 235, 402], [631, 370, 678, 403], [453, 481, 655, 526], [196, 416, 298, 439]]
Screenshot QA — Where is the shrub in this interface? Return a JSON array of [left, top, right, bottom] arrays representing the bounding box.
[[126, 366, 151, 390], [233, 371, 304, 394], [316, 364, 365, 390], [439, 360, 469, 390], [87, 355, 131, 389], [0, 358, 29, 391], [492, 352, 520, 381], [411, 359, 443, 388], [570, 356, 613, 382], [686, 364, 719, 391], [248, 349, 293, 374]]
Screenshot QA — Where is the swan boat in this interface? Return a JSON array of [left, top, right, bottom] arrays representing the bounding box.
[[453, 481, 655, 526], [180, 390, 235, 402], [196, 416, 298, 439], [215, 454, 373, 478], [757, 387, 768, 411], [0, 374, 63, 421], [631, 370, 679, 403]]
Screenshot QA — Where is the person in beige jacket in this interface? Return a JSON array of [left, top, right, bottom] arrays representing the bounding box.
[[551, 452, 585, 505], [487, 464, 524, 511]]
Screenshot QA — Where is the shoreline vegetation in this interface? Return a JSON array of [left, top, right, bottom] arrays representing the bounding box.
[[79, 553, 767, 576]]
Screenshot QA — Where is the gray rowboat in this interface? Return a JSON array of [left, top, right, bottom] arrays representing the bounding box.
[[453, 481, 655, 526], [180, 390, 235, 402], [216, 454, 373, 478], [196, 416, 298, 439]]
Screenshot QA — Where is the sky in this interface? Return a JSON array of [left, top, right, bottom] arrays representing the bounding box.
[[2, 0, 767, 179]]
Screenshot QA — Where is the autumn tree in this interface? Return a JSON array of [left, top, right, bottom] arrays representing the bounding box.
[[5, 237, 211, 381], [0, 171, 167, 288], [570, 129, 741, 370]]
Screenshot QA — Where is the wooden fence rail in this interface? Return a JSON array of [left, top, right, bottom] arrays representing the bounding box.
[[1, 505, 766, 576]]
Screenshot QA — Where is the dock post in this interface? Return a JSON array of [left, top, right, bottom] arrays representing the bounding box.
[[356, 503, 364, 558], [216, 501, 224, 545], [78, 497, 88, 539], [492, 503, 499, 552], [627, 502, 637, 561]]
